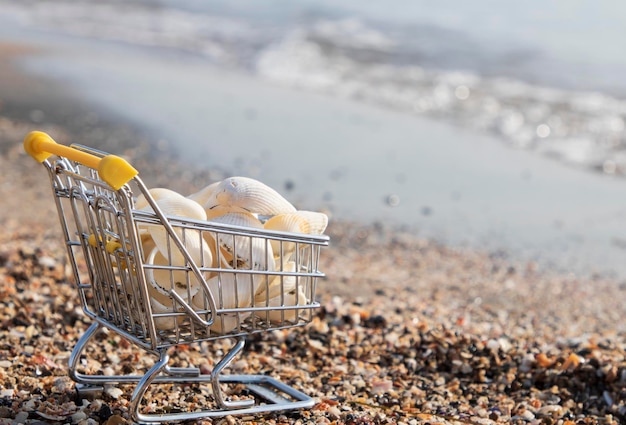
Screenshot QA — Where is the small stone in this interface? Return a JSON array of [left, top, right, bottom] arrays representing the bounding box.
[[71, 410, 88, 424], [38, 255, 57, 268], [0, 406, 10, 418], [104, 386, 124, 400], [0, 389, 13, 398], [103, 414, 128, 425], [537, 405, 563, 417], [14, 411, 29, 423]]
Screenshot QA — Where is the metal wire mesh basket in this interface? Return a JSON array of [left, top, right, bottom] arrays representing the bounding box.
[[23, 131, 329, 423]]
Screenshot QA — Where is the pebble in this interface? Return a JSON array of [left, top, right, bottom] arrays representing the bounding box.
[[104, 387, 124, 400], [2, 105, 626, 425], [71, 411, 88, 423], [13, 411, 29, 424]]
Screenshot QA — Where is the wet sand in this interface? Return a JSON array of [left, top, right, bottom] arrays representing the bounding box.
[[1, 41, 626, 424]]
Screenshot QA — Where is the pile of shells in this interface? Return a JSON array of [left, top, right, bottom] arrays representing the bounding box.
[[135, 176, 328, 333]]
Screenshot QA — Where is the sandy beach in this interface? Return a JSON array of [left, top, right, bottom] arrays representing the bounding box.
[[2, 38, 626, 425]]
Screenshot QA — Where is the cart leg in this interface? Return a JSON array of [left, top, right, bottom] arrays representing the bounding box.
[[131, 350, 170, 425], [68, 322, 102, 385], [211, 336, 254, 410], [68, 322, 160, 387]]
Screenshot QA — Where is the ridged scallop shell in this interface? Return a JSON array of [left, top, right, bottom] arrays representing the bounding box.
[[187, 181, 220, 206], [138, 188, 213, 268], [264, 211, 328, 261], [189, 296, 252, 335], [136, 188, 185, 211], [150, 294, 186, 330], [211, 312, 251, 335], [198, 272, 258, 309], [254, 261, 296, 300], [265, 287, 307, 324], [210, 211, 263, 228], [204, 205, 238, 220], [145, 247, 202, 305], [191, 272, 258, 334], [208, 212, 275, 272], [254, 261, 307, 323], [202, 177, 296, 216], [264, 211, 328, 235]]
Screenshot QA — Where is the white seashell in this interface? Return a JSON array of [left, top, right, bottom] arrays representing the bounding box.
[[295, 210, 328, 234], [209, 313, 251, 335], [191, 272, 259, 334], [264, 211, 328, 235], [150, 293, 186, 331], [210, 211, 263, 228], [264, 211, 328, 261], [136, 188, 186, 211], [202, 177, 296, 216], [269, 287, 307, 323], [254, 262, 308, 324], [194, 272, 257, 309], [257, 288, 308, 324], [187, 181, 220, 206], [264, 213, 309, 234], [205, 205, 237, 220], [145, 247, 203, 304], [138, 188, 212, 268], [145, 249, 192, 331], [208, 212, 275, 272], [254, 261, 296, 300]]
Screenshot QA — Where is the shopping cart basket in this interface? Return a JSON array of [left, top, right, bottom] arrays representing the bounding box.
[[23, 131, 329, 423]]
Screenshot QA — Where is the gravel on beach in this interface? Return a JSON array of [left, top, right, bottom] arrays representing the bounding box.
[[1, 43, 626, 425]]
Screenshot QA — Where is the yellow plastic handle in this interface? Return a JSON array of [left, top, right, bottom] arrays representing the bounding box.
[[24, 131, 138, 190]]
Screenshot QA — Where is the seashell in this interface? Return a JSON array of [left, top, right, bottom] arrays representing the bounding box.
[[257, 287, 308, 324], [264, 210, 328, 235], [209, 312, 251, 335], [208, 212, 275, 272], [267, 287, 307, 323], [210, 211, 263, 229], [187, 181, 220, 206], [191, 272, 259, 334], [201, 176, 296, 216], [135, 188, 184, 211], [195, 272, 258, 309], [205, 205, 236, 220], [138, 188, 212, 268], [254, 261, 297, 300], [149, 293, 186, 331], [254, 262, 308, 324], [145, 247, 202, 305], [140, 233, 156, 261], [264, 211, 328, 261]]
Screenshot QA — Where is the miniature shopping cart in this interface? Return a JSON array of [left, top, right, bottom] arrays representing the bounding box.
[[23, 131, 329, 424]]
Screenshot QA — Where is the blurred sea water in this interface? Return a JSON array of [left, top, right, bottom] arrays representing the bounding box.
[[2, 0, 626, 277], [4, 0, 626, 173]]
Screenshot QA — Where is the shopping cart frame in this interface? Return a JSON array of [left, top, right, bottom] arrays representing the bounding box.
[[23, 131, 329, 423]]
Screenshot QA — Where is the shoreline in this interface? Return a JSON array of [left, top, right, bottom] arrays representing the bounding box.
[[1, 41, 626, 424], [7, 30, 626, 280]]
